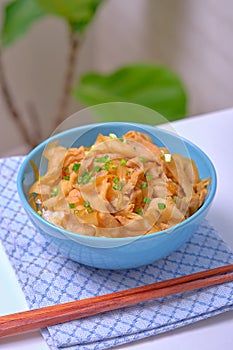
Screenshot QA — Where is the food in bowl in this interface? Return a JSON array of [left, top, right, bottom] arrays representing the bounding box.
[[17, 122, 216, 269], [29, 130, 210, 238]]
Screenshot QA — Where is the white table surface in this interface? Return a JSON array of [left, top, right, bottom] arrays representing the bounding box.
[[1, 108, 233, 350]]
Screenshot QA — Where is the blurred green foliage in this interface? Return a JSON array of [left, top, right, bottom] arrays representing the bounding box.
[[2, 0, 104, 45], [73, 64, 187, 121], [1, 0, 187, 122], [1, 0, 46, 46], [37, 0, 104, 32]]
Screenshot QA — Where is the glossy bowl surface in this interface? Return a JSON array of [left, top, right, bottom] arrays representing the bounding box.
[[17, 122, 217, 269]]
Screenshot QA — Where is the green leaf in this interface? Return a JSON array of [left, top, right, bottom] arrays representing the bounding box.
[[1, 0, 46, 47], [73, 64, 187, 122], [37, 0, 104, 32]]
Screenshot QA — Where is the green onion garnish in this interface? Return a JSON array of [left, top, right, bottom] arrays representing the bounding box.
[[146, 173, 152, 181], [113, 177, 122, 190], [84, 200, 90, 208], [113, 182, 123, 191], [93, 165, 102, 172], [64, 175, 70, 181], [78, 170, 91, 184], [113, 177, 120, 184], [136, 208, 143, 215], [72, 163, 81, 172], [51, 186, 58, 196], [143, 197, 151, 205], [94, 155, 109, 163], [112, 166, 118, 170], [139, 157, 146, 163], [118, 136, 124, 142], [104, 162, 110, 171], [141, 182, 148, 189], [87, 207, 94, 213], [69, 203, 75, 209], [158, 203, 166, 210], [120, 159, 127, 166]]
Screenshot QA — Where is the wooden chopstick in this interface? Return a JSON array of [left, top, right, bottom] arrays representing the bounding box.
[[1, 264, 233, 338]]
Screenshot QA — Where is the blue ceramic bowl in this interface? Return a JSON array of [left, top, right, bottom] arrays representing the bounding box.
[[17, 122, 217, 270]]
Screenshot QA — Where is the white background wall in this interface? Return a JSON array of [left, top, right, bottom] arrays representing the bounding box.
[[0, 0, 233, 156]]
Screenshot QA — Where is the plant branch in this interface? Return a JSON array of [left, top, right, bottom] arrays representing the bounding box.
[[54, 29, 79, 127], [26, 101, 43, 144], [0, 47, 36, 148]]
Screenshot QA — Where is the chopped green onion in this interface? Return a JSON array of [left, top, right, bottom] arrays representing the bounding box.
[[113, 182, 123, 191], [51, 186, 58, 196], [64, 175, 70, 181], [72, 163, 81, 172], [141, 182, 148, 189], [139, 157, 146, 163], [84, 200, 90, 208], [88, 165, 103, 178], [87, 207, 94, 213], [120, 158, 127, 166], [69, 203, 75, 209], [104, 161, 111, 171], [113, 177, 120, 184], [82, 177, 90, 184], [143, 197, 151, 205], [136, 208, 143, 215], [94, 155, 109, 163], [113, 177, 123, 191], [126, 170, 131, 175], [146, 173, 152, 181], [93, 165, 102, 172], [118, 136, 124, 142], [158, 202, 166, 210], [112, 166, 118, 170], [78, 170, 91, 184]]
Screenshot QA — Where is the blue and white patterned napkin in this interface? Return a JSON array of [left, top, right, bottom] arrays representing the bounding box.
[[1, 156, 233, 350]]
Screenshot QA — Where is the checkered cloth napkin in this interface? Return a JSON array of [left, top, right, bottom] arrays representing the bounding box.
[[1, 156, 233, 350]]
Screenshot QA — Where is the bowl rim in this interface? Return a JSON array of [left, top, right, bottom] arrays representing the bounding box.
[[17, 122, 217, 243]]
